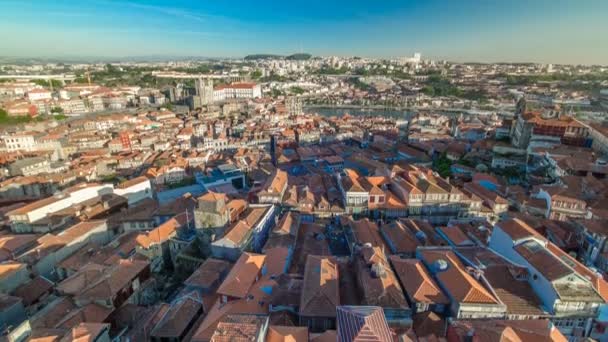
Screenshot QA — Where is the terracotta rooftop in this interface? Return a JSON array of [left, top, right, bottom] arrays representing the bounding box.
[[0, 261, 26, 279], [264, 246, 291, 277], [336, 306, 393, 342], [115, 176, 149, 189], [310, 330, 337, 342], [356, 246, 408, 309], [380, 220, 421, 255], [413, 311, 446, 339], [74, 259, 149, 303], [437, 226, 475, 246], [449, 319, 567, 342], [59, 323, 109, 342], [30, 297, 78, 329], [483, 265, 546, 316], [209, 314, 267, 342], [496, 218, 545, 243], [273, 211, 299, 236], [266, 325, 309, 342], [546, 242, 608, 301], [185, 258, 232, 291], [514, 240, 573, 282], [300, 255, 339, 317], [419, 249, 499, 305], [55, 303, 113, 330], [216, 252, 266, 299], [13, 275, 54, 306], [151, 295, 203, 338], [349, 218, 386, 250], [136, 212, 188, 249], [389, 256, 448, 305], [198, 191, 228, 203]]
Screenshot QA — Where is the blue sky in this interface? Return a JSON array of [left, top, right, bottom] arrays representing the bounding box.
[[1, 0, 607, 64]]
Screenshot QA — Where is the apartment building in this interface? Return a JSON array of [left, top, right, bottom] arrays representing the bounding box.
[[354, 245, 410, 325], [257, 169, 288, 204], [391, 165, 478, 224], [489, 218, 606, 338], [210, 205, 276, 261], [533, 186, 589, 221], [300, 255, 340, 332], [1, 132, 37, 152], [417, 248, 507, 319], [512, 110, 590, 149], [6, 183, 114, 233], [213, 82, 262, 102]]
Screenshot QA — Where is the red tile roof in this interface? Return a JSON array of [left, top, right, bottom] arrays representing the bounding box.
[[336, 306, 393, 342], [300, 255, 339, 317], [496, 218, 545, 242], [210, 314, 267, 341], [420, 249, 499, 305], [266, 325, 308, 342], [184, 258, 232, 291], [389, 257, 448, 305], [136, 212, 188, 249], [216, 252, 265, 299]]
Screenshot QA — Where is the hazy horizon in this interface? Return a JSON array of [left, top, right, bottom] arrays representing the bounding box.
[[1, 0, 607, 65]]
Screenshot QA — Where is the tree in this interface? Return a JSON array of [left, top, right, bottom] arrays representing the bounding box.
[[33, 79, 62, 89], [0, 108, 34, 125], [270, 88, 284, 97], [290, 86, 305, 95], [105, 63, 118, 74], [433, 153, 453, 178], [50, 106, 64, 114], [251, 69, 263, 79], [316, 66, 349, 75]]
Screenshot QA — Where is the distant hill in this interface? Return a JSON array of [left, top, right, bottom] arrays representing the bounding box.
[[286, 53, 312, 61], [244, 53, 312, 61], [244, 54, 282, 60]]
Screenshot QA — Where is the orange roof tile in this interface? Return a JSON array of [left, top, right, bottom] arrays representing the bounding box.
[[136, 212, 187, 249], [390, 257, 448, 305], [496, 218, 545, 242], [299, 255, 339, 317], [266, 325, 308, 342], [420, 249, 498, 305], [216, 252, 266, 299]]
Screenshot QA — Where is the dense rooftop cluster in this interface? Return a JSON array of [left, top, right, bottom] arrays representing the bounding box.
[[0, 56, 608, 342]]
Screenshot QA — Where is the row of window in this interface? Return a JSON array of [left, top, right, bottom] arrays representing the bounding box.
[[554, 318, 586, 328]]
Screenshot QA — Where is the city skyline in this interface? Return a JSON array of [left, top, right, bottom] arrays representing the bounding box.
[[2, 2, 608, 340], [1, 0, 608, 65]]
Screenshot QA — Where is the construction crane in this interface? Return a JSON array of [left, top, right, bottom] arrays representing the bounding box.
[[84, 70, 92, 86]]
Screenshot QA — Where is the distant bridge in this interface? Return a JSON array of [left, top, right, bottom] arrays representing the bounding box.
[[151, 72, 243, 80], [0, 74, 77, 82]]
